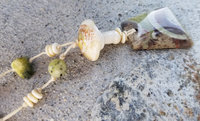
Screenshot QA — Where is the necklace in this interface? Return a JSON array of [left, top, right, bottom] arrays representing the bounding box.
[[0, 7, 193, 120]]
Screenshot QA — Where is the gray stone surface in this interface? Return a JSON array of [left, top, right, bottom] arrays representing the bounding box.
[[0, 0, 200, 121]]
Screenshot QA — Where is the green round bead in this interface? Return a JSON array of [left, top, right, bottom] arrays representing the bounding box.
[[11, 57, 34, 79], [48, 59, 67, 78]]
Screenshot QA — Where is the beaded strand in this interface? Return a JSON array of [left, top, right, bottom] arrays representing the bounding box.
[[0, 19, 136, 120], [1, 44, 71, 121], [0, 41, 76, 80]]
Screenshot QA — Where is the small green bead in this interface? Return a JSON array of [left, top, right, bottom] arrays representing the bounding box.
[[11, 57, 34, 79], [48, 59, 67, 78]]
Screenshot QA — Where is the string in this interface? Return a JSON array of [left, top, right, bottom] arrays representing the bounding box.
[[0, 69, 14, 79], [0, 51, 46, 79], [1, 76, 56, 121], [40, 76, 56, 90], [59, 42, 77, 60], [115, 28, 136, 44], [30, 41, 74, 62], [60, 41, 75, 47], [126, 28, 136, 36], [1, 103, 27, 121], [29, 52, 46, 63]]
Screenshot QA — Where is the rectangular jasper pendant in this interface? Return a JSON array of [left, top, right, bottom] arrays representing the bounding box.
[[121, 7, 193, 50]]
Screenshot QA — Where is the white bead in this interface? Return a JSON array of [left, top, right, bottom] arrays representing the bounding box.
[[27, 93, 38, 103], [49, 45, 54, 56], [115, 28, 122, 36], [23, 89, 43, 107], [52, 43, 61, 54], [23, 97, 34, 107], [45, 45, 53, 57], [115, 28, 127, 43], [32, 89, 43, 99], [45, 43, 62, 57], [121, 32, 126, 44]]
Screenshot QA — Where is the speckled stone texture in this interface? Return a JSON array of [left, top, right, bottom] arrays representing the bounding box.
[[0, 0, 200, 121]]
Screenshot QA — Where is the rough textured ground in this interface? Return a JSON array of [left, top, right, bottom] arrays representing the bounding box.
[[0, 0, 200, 121]]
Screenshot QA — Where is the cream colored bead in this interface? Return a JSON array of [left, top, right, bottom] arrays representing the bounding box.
[[27, 93, 38, 103], [32, 89, 43, 99], [115, 28, 127, 44], [23, 97, 34, 107], [23, 89, 43, 107], [45, 43, 61, 57], [52, 43, 61, 54]]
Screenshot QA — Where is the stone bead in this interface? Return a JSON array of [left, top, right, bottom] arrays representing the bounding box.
[[78, 20, 104, 61], [11, 57, 34, 79], [48, 59, 67, 78]]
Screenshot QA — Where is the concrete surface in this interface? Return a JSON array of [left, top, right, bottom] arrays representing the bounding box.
[[0, 0, 200, 121]]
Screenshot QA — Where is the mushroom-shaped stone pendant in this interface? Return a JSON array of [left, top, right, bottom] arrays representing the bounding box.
[[77, 19, 134, 61]]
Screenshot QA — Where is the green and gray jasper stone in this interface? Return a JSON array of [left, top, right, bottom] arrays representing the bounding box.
[[48, 59, 67, 78], [121, 7, 193, 50], [11, 57, 34, 79]]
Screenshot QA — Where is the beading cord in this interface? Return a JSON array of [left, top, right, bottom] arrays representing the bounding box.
[[115, 28, 136, 43], [0, 41, 74, 80], [29, 41, 75, 62], [1, 77, 56, 121], [29, 42, 76, 62], [59, 42, 77, 60], [0, 69, 14, 79]]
